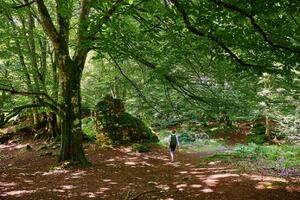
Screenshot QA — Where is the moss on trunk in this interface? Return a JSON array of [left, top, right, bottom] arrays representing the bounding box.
[[57, 55, 89, 166]]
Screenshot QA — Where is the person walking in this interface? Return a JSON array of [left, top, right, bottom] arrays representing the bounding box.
[[169, 129, 179, 162]]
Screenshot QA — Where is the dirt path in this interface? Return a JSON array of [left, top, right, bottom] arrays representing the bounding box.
[[0, 140, 300, 200]]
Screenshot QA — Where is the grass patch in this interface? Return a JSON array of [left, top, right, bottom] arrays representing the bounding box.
[[203, 143, 300, 177]]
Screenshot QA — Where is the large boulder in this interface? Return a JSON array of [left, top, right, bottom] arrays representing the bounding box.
[[93, 96, 158, 145]]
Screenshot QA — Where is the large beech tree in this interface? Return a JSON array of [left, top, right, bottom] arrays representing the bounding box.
[[0, 0, 299, 165], [33, 0, 125, 164]]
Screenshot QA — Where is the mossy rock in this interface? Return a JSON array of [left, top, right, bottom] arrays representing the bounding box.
[[246, 134, 266, 144], [94, 96, 158, 145]]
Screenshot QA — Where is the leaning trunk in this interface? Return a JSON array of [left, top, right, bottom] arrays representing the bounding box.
[[57, 55, 88, 165]]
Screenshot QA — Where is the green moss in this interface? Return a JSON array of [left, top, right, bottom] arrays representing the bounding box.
[[246, 134, 266, 144], [132, 143, 150, 153], [94, 96, 158, 145]]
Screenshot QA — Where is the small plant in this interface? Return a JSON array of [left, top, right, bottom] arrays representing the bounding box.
[[132, 143, 150, 153], [246, 134, 266, 144], [82, 118, 96, 141]]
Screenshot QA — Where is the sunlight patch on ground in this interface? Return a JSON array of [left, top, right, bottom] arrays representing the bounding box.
[[95, 187, 110, 194], [190, 184, 202, 188], [23, 179, 33, 183], [80, 192, 96, 198], [208, 173, 240, 179], [164, 162, 181, 167], [208, 161, 222, 165], [242, 174, 289, 183], [51, 189, 65, 193], [70, 171, 86, 179], [156, 184, 170, 191], [60, 185, 77, 190], [201, 188, 214, 193], [255, 181, 279, 190], [141, 161, 153, 167], [125, 161, 137, 166], [0, 181, 17, 187], [102, 179, 118, 185], [0, 143, 29, 150], [179, 171, 188, 174], [0, 189, 36, 197], [200, 173, 240, 187], [119, 147, 132, 153], [42, 169, 70, 176], [176, 183, 188, 189], [202, 178, 219, 187], [149, 155, 170, 161], [190, 171, 205, 175]]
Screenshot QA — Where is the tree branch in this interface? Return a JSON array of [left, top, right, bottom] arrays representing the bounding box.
[[73, 0, 92, 68], [0, 104, 40, 127], [56, 0, 71, 48], [129, 54, 211, 105], [210, 0, 300, 54], [35, 0, 60, 49], [169, 0, 285, 73], [12, 0, 35, 9], [89, 0, 124, 37], [108, 54, 165, 116], [0, 87, 61, 112]]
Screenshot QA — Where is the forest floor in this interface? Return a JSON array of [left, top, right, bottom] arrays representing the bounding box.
[[1, 138, 300, 200]]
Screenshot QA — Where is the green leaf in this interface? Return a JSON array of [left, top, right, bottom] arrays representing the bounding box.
[[128, 0, 134, 5]]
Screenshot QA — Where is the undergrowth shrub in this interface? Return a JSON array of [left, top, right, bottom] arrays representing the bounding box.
[[132, 143, 150, 153], [82, 118, 96, 141], [246, 134, 266, 144], [204, 144, 300, 176]]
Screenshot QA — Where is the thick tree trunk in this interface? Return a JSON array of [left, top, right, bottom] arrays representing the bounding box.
[[57, 55, 88, 165]]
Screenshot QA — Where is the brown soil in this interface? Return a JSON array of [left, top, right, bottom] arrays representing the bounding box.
[[0, 139, 299, 200]]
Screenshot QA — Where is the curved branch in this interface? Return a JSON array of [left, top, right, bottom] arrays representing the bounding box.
[[35, 0, 60, 49], [169, 0, 289, 73], [0, 104, 40, 127], [108, 54, 165, 116], [74, 0, 92, 68], [0, 87, 61, 112], [129, 54, 212, 106], [13, 1, 36, 9], [210, 0, 300, 54]]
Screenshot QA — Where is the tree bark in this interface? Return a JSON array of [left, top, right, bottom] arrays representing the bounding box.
[[265, 116, 271, 141], [57, 54, 88, 165]]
